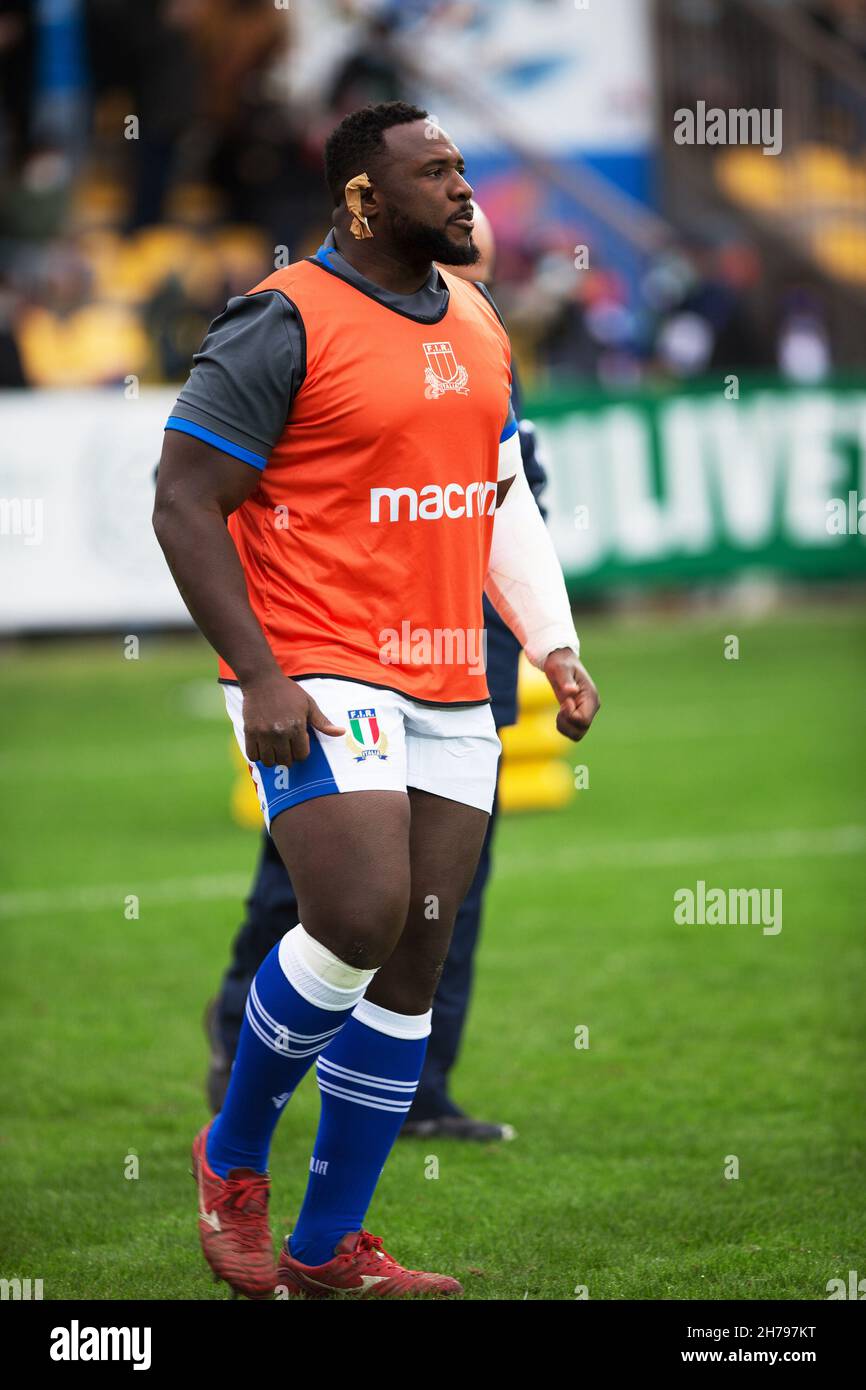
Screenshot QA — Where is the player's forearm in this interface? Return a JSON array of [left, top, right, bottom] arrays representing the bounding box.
[[152, 502, 281, 687], [485, 457, 579, 669]]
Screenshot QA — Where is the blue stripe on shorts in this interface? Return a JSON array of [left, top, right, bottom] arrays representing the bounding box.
[[256, 730, 339, 823]]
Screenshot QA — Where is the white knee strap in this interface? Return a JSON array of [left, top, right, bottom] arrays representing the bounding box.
[[279, 923, 375, 1011]]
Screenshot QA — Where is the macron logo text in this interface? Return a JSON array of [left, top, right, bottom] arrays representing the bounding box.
[[370, 482, 496, 523]]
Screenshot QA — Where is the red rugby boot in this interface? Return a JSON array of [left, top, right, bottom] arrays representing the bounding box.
[[275, 1229, 463, 1299], [191, 1122, 276, 1299]]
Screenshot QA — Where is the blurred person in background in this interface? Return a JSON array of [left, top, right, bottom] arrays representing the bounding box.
[[204, 203, 549, 1144], [809, 0, 866, 63], [191, 0, 314, 248], [0, 0, 87, 243], [776, 283, 832, 384], [327, 10, 407, 115], [0, 1, 35, 178], [649, 239, 769, 382], [86, 0, 203, 230], [0, 271, 27, 385], [13, 238, 150, 385]]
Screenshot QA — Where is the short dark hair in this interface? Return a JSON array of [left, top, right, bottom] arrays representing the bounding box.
[[323, 101, 429, 206]]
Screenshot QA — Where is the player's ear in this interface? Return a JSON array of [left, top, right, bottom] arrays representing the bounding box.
[[345, 173, 374, 239]]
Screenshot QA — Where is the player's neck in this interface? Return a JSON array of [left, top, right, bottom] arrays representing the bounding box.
[[332, 229, 432, 296]]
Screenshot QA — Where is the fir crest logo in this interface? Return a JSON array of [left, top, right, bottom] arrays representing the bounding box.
[[423, 341, 469, 398], [346, 708, 389, 762]]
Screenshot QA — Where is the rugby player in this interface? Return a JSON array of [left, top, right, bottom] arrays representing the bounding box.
[[153, 101, 600, 1299], [203, 206, 544, 1144]]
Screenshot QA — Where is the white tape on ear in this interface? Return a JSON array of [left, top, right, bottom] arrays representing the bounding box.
[[485, 464, 580, 669]]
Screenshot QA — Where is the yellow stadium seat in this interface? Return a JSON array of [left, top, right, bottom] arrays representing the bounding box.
[[69, 175, 129, 231], [795, 143, 864, 206], [18, 303, 150, 385], [165, 182, 226, 227], [211, 226, 273, 286], [716, 149, 787, 212], [813, 220, 866, 284], [110, 226, 204, 304]]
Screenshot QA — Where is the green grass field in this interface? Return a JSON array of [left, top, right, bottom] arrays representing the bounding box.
[[1, 603, 864, 1301]]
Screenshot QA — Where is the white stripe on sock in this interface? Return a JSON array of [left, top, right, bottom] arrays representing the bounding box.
[[317, 1054, 419, 1091], [317, 1078, 416, 1112], [244, 997, 342, 1059], [248, 979, 344, 1045]]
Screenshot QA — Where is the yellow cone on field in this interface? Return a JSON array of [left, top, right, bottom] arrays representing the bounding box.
[[498, 656, 576, 813], [230, 738, 262, 829]]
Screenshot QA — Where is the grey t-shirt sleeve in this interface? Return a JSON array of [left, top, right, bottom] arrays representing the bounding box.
[[165, 289, 305, 468]]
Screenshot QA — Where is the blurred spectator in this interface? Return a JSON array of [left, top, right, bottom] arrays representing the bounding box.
[[808, 0, 866, 63], [86, 0, 203, 230], [776, 285, 832, 384], [327, 15, 407, 115], [650, 240, 768, 381], [0, 2, 35, 178], [14, 239, 150, 385], [0, 272, 27, 386]]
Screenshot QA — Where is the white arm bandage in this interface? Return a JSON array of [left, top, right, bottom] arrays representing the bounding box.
[[486, 430, 580, 669]]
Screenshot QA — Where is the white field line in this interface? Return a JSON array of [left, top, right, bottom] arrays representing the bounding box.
[[0, 874, 250, 920], [0, 740, 226, 778], [496, 824, 866, 876], [0, 826, 863, 920]]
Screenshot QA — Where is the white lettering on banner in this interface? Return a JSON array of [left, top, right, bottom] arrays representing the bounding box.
[[606, 408, 667, 561], [536, 389, 866, 577], [709, 397, 780, 547], [856, 400, 866, 496], [784, 396, 850, 545], [658, 400, 714, 554], [546, 417, 606, 573]]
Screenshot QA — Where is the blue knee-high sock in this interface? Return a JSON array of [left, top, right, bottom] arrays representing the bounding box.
[[207, 927, 372, 1178], [288, 999, 431, 1266]]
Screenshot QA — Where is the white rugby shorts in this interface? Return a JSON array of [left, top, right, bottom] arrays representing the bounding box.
[[224, 677, 501, 828]]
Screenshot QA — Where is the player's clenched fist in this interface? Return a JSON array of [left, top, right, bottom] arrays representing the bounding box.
[[543, 649, 601, 742], [241, 672, 346, 767]]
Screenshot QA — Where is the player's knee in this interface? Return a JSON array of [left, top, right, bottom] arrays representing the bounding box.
[[376, 944, 446, 1015], [306, 886, 408, 971]]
